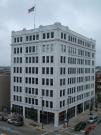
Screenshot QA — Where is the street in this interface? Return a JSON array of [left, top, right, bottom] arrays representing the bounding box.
[[0, 121, 44, 135]]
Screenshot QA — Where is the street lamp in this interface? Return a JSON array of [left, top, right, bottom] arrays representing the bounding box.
[[65, 96, 72, 126], [40, 96, 43, 129]]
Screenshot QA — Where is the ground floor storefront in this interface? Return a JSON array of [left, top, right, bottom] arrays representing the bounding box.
[[12, 98, 94, 127]]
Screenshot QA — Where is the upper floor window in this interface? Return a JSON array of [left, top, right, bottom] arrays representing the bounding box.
[[51, 32, 54, 38]]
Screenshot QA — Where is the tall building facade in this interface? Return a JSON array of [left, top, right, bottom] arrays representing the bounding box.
[[11, 22, 96, 127]]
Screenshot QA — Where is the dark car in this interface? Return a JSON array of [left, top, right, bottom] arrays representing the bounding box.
[[0, 113, 8, 121], [13, 120, 24, 126], [74, 121, 86, 131]]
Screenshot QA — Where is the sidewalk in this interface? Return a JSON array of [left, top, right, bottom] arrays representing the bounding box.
[[24, 108, 101, 134]]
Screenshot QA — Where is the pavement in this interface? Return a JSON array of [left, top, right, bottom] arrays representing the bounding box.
[[39, 108, 101, 135]]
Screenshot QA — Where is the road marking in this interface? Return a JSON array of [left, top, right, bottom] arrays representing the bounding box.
[[0, 126, 20, 134]]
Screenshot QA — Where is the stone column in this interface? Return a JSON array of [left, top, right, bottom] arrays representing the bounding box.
[[83, 102, 85, 112], [23, 106, 25, 119], [75, 106, 77, 117], [54, 112, 59, 128], [38, 110, 40, 124]]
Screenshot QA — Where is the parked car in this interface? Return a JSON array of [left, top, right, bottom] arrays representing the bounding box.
[[13, 119, 24, 126], [87, 115, 98, 124], [8, 118, 17, 124], [8, 115, 24, 126], [74, 121, 86, 131]]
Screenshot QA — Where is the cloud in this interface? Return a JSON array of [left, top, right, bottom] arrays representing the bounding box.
[[0, 0, 100, 65]]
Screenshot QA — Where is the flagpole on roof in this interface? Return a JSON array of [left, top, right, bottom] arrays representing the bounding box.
[[34, 4, 36, 30], [28, 2, 36, 30]]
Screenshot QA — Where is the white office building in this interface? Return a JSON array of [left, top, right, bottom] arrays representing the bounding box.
[[11, 22, 96, 127]]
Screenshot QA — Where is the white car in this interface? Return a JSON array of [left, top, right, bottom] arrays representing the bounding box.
[[8, 118, 16, 124], [88, 115, 98, 123]]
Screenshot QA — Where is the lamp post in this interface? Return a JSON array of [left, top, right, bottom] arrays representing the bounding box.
[[40, 96, 43, 129], [65, 96, 72, 127]]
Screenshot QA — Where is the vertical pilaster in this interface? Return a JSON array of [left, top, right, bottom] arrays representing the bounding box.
[[38, 110, 40, 123], [54, 112, 59, 128], [23, 106, 25, 119]]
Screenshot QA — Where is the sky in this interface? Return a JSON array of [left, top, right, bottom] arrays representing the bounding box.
[[0, 0, 100, 66]]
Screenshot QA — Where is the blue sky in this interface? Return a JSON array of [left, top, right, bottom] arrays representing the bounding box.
[[0, 0, 100, 66]]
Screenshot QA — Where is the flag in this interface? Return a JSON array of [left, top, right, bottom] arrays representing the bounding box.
[[28, 6, 35, 13]]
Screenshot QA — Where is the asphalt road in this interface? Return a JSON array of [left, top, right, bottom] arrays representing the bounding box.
[[0, 121, 44, 135], [89, 124, 101, 135]]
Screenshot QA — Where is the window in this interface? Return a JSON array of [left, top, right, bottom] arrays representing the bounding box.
[[14, 38, 16, 43], [36, 78, 38, 84], [42, 100, 44, 106], [20, 57, 22, 63], [35, 99, 38, 105], [26, 57, 28, 63], [33, 35, 35, 40], [29, 46, 31, 53], [50, 90, 53, 97], [46, 101, 48, 107], [17, 37, 19, 42], [61, 33, 63, 39], [29, 77, 31, 84], [17, 48, 19, 53], [60, 90, 62, 97], [43, 33, 45, 39], [29, 36, 32, 41], [46, 79, 49, 85], [50, 102, 53, 108], [20, 47, 22, 53], [42, 67, 45, 74], [29, 67, 31, 73], [36, 67, 38, 74], [29, 57, 31, 63], [26, 36, 28, 41], [32, 46, 35, 52], [51, 56, 54, 63], [46, 90, 49, 96], [60, 101, 62, 108], [50, 67, 53, 74], [64, 34, 66, 40], [42, 56, 45, 63], [42, 89, 45, 96], [46, 56, 49, 63], [46, 67, 49, 74], [36, 57, 38, 63], [36, 34, 39, 40], [47, 33, 50, 39], [51, 32, 54, 38], [14, 48, 16, 54], [35, 88, 38, 95], [42, 78, 45, 85], [20, 37, 23, 42], [26, 47, 28, 53], [50, 79, 53, 86]]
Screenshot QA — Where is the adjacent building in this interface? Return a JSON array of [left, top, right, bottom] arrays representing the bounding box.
[[11, 22, 96, 127], [95, 67, 101, 94], [0, 67, 10, 112]]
